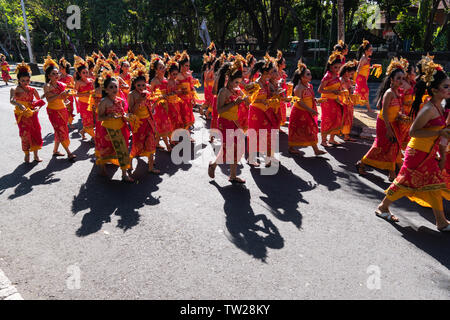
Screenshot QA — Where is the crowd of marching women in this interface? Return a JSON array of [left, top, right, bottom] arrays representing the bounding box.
[[5, 39, 450, 231]]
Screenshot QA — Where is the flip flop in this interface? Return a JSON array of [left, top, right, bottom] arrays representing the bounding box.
[[438, 225, 450, 232], [229, 177, 246, 184], [375, 210, 399, 222], [53, 151, 65, 157]]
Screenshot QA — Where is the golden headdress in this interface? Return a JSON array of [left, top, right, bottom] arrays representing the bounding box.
[[338, 39, 345, 47], [136, 55, 147, 65], [98, 68, 117, 89], [263, 52, 274, 68], [246, 52, 254, 63], [297, 58, 307, 74], [327, 50, 344, 65], [207, 41, 216, 51], [43, 55, 58, 72], [421, 57, 444, 86], [98, 50, 106, 60], [166, 58, 178, 70], [180, 50, 190, 62], [343, 59, 358, 69], [91, 52, 99, 60], [86, 55, 95, 67], [418, 53, 434, 69], [173, 51, 182, 61], [227, 58, 244, 77], [150, 54, 162, 69], [108, 50, 117, 61], [130, 62, 149, 83], [227, 53, 235, 61], [234, 54, 246, 66], [73, 55, 88, 70], [93, 59, 111, 78], [386, 57, 409, 76], [0, 53, 5, 60], [15, 61, 31, 75], [59, 57, 71, 68], [276, 50, 283, 61], [127, 50, 135, 62], [362, 39, 370, 47], [218, 52, 227, 64]]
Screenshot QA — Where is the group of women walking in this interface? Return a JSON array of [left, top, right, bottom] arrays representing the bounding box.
[[6, 39, 450, 231]]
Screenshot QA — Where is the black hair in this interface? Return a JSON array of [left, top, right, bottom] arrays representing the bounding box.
[[411, 70, 448, 119], [375, 68, 404, 110], [217, 62, 243, 92], [119, 61, 129, 75], [59, 61, 71, 74], [45, 65, 57, 83], [168, 63, 179, 75], [178, 56, 190, 71], [17, 71, 31, 80], [88, 60, 95, 70], [149, 59, 163, 83], [292, 67, 308, 87], [333, 42, 348, 53], [250, 60, 274, 80], [131, 75, 147, 91], [101, 77, 118, 98], [407, 62, 415, 74], [357, 42, 371, 60], [326, 58, 343, 72], [276, 56, 285, 68], [206, 45, 216, 55], [339, 63, 357, 77], [76, 65, 87, 81]]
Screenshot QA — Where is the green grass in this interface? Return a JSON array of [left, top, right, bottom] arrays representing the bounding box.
[[9, 72, 46, 83]]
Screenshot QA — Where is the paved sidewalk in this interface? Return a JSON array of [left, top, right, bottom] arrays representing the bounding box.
[[0, 269, 23, 300]]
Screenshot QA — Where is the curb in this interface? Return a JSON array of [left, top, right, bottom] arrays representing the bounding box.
[[0, 269, 23, 300]]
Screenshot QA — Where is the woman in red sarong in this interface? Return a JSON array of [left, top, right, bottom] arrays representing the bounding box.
[[149, 56, 173, 151], [276, 50, 288, 126], [208, 60, 248, 183], [354, 40, 376, 112], [375, 65, 450, 232], [176, 51, 198, 134], [338, 60, 358, 141], [118, 60, 131, 112], [95, 71, 133, 183], [397, 62, 416, 150], [128, 64, 160, 174], [201, 54, 215, 119], [1, 54, 12, 85], [318, 51, 344, 146], [58, 57, 75, 126], [247, 55, 280, 167], [356, 58, 409, 181], [9, 62, 44, 162], [74, 55, 95, 140], [209, 56, 225, 142], [288, 59, 326, 156], [166, 60, 184, 134], [43, 56, 76, 160]]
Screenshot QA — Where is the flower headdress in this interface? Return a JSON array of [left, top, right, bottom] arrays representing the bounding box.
[[227, 53, 235, 61], [59, 57, 71, 69], [15, 61, 31, 75], [136, 55, 147, 65], [417, 53, 434, 71], [218, 52, 227, 65], [150, 54, 162, 69], [362, 39, 370, 48], [98, 68, 117, 89], [43, 55, 58, 72], [246, 52, 254, 63], [421, 57, 444, 86], [86, 55, 95, 67], [0, 53, 5, 60], [297, 58, 307, 74], [276, 50, 283, 61], [207, 41, 216, 51], [73, 55, 88, 70], [263, 52, 274, 68], [338, 39, 345, 47], [227, 58, 244, 77], [180, 50, 190, 62], [173, 51, 182, 61], [130, 62, 149, 83], [108, 50, 117, 61], [93, 59, 111, 78], [98, 51, 106, 60], [386, 57, 409, 76], [166, 58, 178, 71], [127, 50, 135, 62], [234, 54, 247, 67], [327, 50, 344, 65]]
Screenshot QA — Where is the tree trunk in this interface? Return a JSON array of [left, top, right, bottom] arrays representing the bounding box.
[[337, 0, 345, 42], [287, 4, 304, 61], [424, 0, 441, 51]]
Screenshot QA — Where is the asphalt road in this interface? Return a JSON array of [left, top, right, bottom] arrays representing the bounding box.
[[0, 84, 448, 300]]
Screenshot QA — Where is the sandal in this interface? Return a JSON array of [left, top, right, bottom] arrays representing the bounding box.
[[355, 161, 367, 175], [288, 148, 303, 156], [329, 141, 341, 146], [314, 150, 327, 156], [68, 154, 77, 161], [375, 209, 399, 222], [438, 225, 450, 232], [122, 175, 135, 183], [53, 151, 65, 157], [229, 177, 246, 184], [208, 162, 217, 179]]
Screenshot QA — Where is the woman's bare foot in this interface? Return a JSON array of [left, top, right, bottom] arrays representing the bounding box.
[[388, 171, 396, 182], [314, 150, 327, 156], [33, 156, 43, 162], [24, 153, 30, 163], [288, 147, 302, 155], [356, 161, 367, 175], [229, 176, 246, 184]]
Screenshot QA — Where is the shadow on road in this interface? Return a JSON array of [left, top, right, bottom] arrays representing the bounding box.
[[0, 162, 38, 196], [250, 164, 314, 229], [210, 181, 284, 262], [72, 160, 162, 237]]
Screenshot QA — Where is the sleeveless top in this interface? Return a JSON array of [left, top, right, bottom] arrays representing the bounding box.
[[251, 81, 271, 112], [101, 97, 126, 130], [77, 80, 94, 104], [220, 89, 240, 121], [408, 104, 446, 153], [320, 71, 341, 100], [295, 83, 316, 111]]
